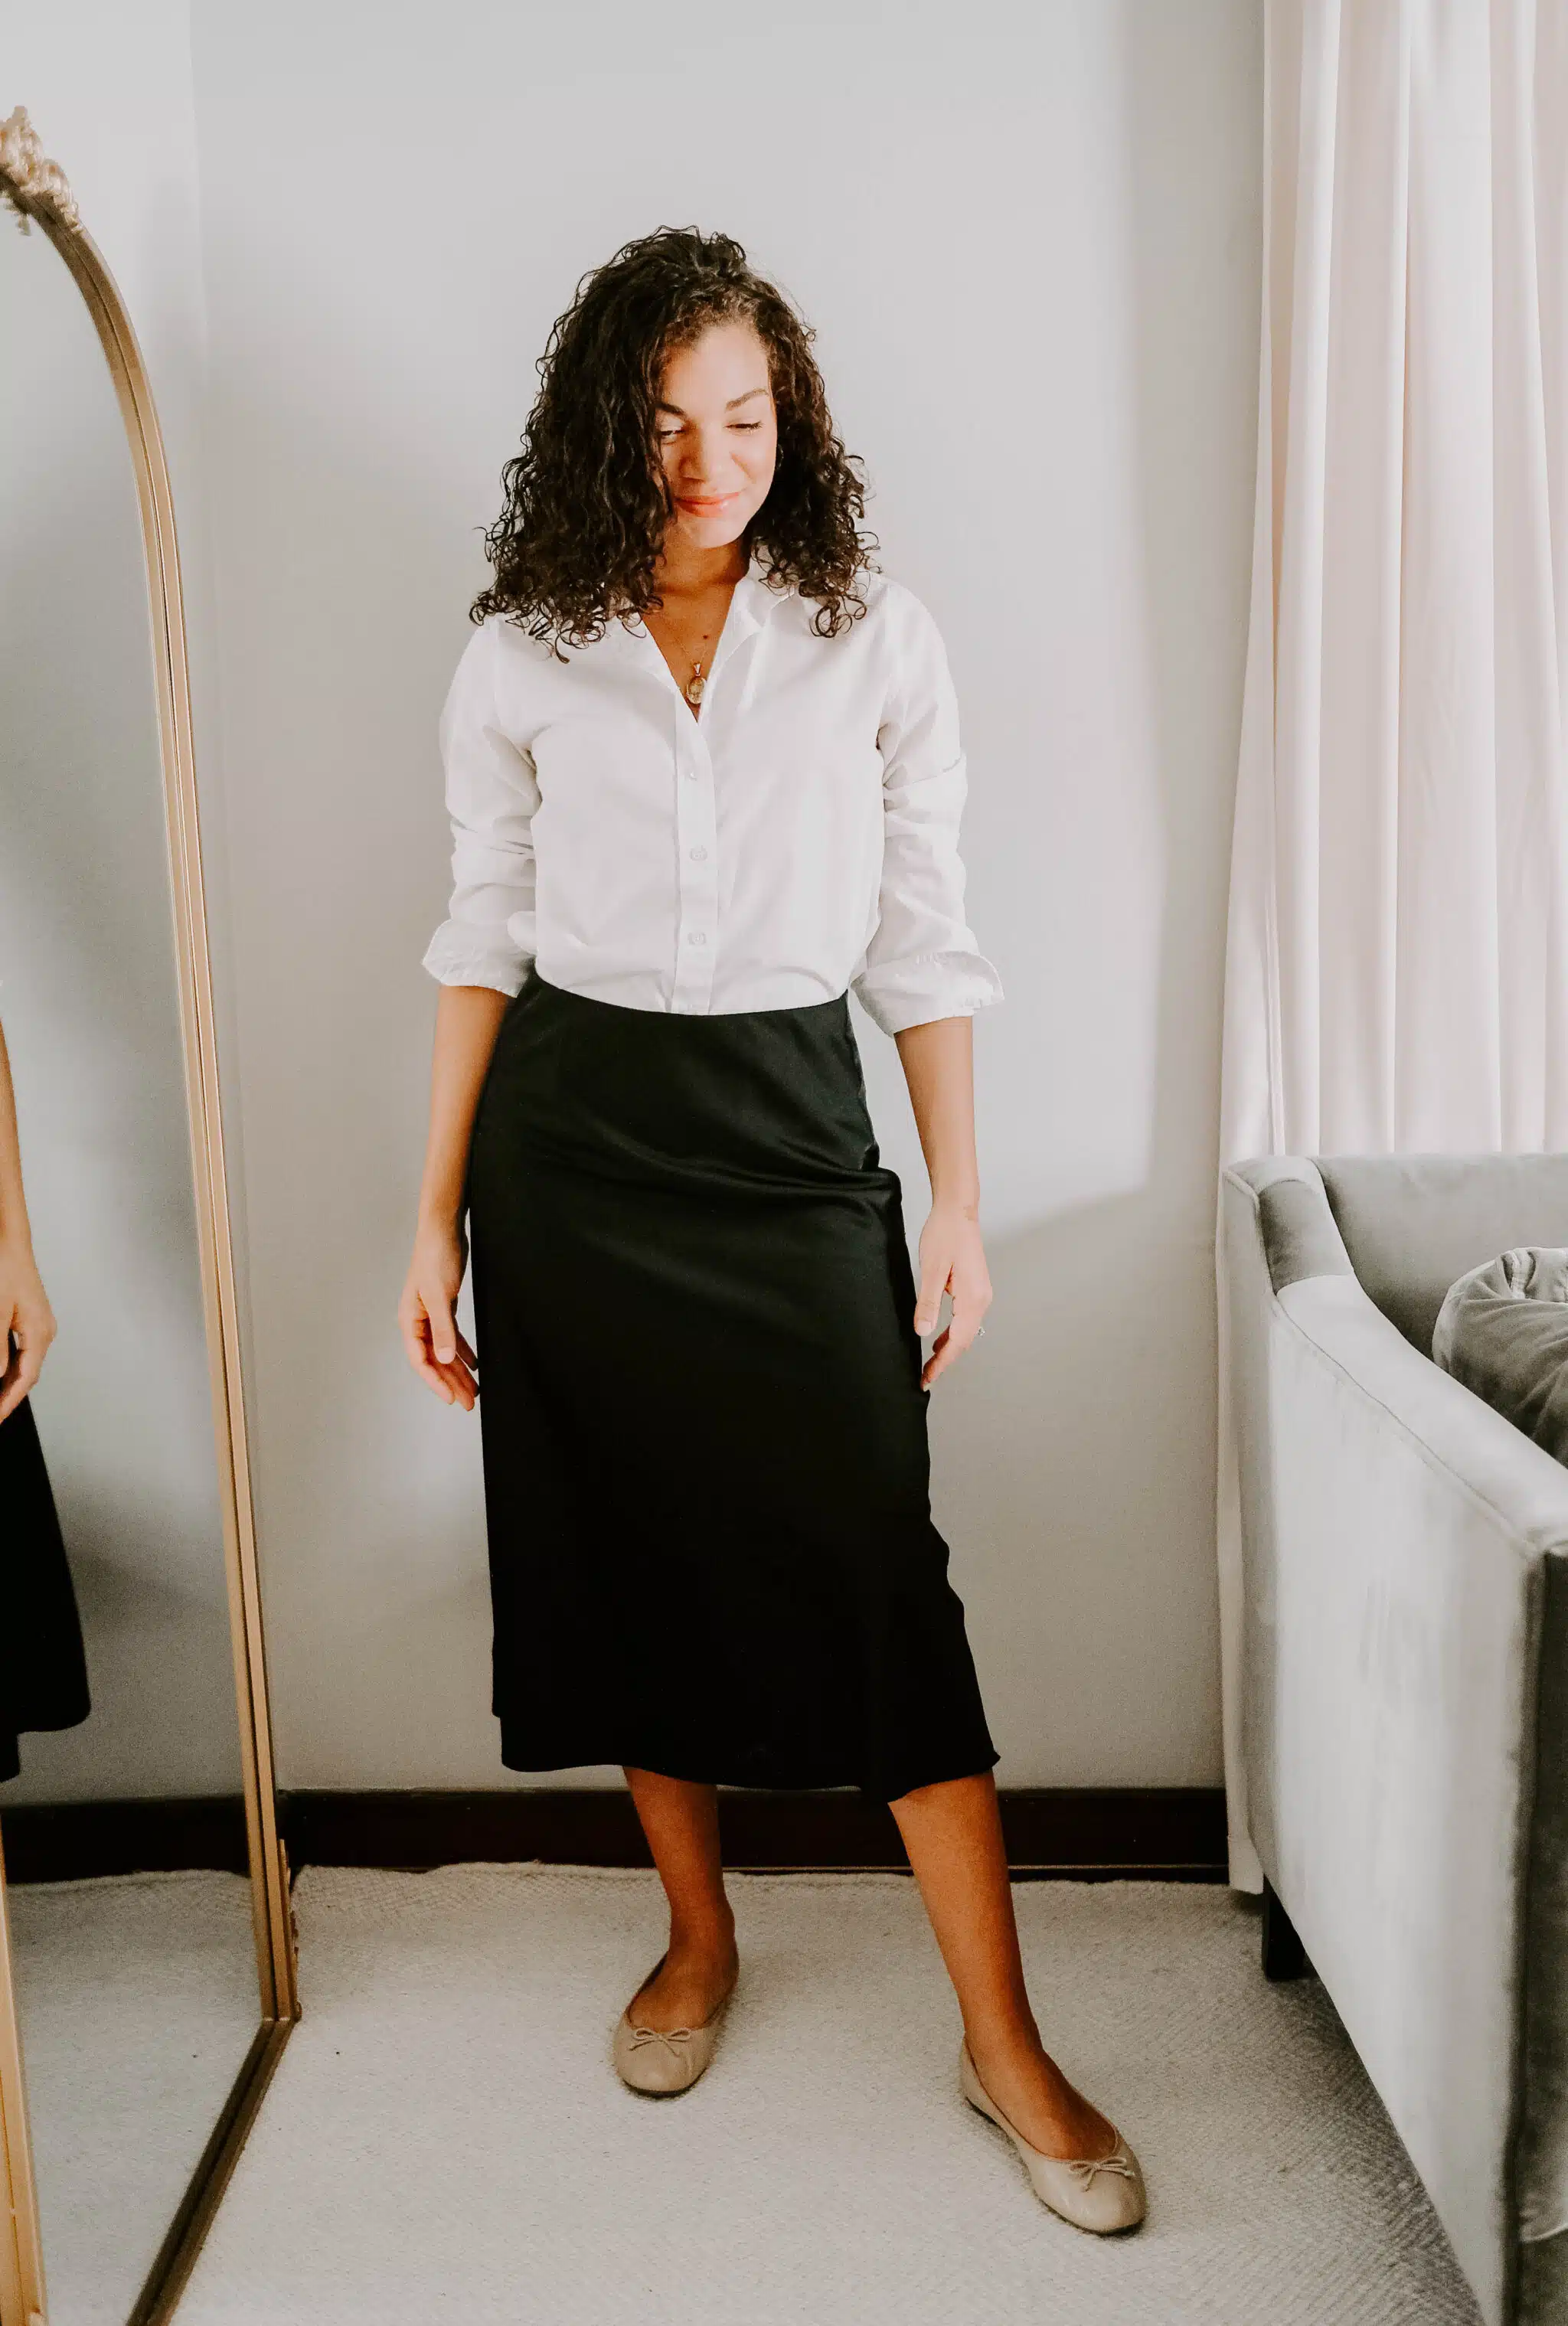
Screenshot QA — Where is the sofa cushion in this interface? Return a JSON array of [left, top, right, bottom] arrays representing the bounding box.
[[1432, 1247, 1568, 1466], [1316, 1155, 1568, 1355]]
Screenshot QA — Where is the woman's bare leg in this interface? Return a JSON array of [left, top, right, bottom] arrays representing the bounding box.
[[622, 1767, 739, 2030], [890, 1770, 1118, 2159]]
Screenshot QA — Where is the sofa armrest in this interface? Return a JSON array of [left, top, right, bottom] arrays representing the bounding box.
[[1226, 1153, 1360, 1292], [1225, 1159, 1568, 2325], [1279, 1270, 1568, 1556], [1273, 1276, 1568, 2313]]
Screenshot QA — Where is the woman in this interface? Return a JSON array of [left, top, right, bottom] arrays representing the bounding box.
[[400, 227, 1145, 2234]]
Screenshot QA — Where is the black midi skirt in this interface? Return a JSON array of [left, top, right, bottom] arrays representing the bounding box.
[[0, 1390, 91, 1782], [464, 963, 998, 1804]]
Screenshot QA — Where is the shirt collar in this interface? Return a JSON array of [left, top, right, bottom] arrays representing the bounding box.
[[718, 547, 787, 652], [606, 544, 784, 688]]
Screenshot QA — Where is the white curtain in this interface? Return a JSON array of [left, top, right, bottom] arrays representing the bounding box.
[[1217, 0, 1568, 1889]]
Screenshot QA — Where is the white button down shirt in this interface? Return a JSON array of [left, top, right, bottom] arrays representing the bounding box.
[[421, 551, 1004, 1036]]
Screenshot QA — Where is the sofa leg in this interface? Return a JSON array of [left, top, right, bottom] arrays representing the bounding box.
[[1262, 1880, 1309, 1981]]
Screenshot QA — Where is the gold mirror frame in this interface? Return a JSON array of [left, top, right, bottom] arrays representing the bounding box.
[[0, 108, 297, 2326]]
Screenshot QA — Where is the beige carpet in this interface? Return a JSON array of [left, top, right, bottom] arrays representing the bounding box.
[[8, 1869, 261, 2326], [172, 1866, 1481, 2325]]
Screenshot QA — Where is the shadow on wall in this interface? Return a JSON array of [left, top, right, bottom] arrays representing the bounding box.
[[935, 5, 1259, 1789], [2, 1526, 239, 1804], [934, 1187, 1224, 1789], [958, 2, 1262, 1787]]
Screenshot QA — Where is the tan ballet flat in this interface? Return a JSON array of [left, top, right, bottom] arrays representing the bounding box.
[[959, 2040, 1146, 2233], [612, 1956, 733, 2096]]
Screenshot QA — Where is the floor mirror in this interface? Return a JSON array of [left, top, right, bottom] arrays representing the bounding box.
[[0, 109, 296, 2326]]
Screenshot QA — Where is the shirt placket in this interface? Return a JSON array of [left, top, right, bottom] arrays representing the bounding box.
[[670, 697, 719, 1013]]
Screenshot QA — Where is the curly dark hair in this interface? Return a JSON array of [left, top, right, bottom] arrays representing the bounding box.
[[471, 227, 878, 652]]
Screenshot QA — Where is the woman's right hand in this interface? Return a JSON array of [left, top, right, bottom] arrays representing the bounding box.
[[400, 1217, 479, 1411], [0, 1236, 57, 1426]]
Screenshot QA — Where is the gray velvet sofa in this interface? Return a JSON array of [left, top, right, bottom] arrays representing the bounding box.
[[1223, 1155, 1568, 2326]]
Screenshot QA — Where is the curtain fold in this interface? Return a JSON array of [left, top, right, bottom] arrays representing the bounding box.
[[1217, 0, 1568, 1889]]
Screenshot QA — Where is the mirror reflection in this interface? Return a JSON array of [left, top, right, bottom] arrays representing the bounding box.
[[0, 198, 259, 2325]]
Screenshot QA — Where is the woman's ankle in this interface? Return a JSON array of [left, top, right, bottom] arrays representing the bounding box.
[[963, 2011, 1045, 2076], [665, 1913, 737, 1965]]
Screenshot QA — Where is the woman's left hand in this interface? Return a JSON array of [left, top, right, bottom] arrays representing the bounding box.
[[913, 1200, 991, 1389]]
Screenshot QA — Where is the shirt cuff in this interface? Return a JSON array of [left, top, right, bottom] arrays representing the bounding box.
[[421, 925, 532, 997], [851, 950, 1005, 1037]]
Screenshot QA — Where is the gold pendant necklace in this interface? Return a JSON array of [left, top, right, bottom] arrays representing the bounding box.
[[684, 662, 705, 707]]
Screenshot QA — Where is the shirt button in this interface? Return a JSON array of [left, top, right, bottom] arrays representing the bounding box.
[[688, 845, 707, 862], [688, 930, 707, 946], [683, 767, 699, 782]]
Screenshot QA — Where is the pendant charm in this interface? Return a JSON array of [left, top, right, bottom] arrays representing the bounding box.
[[684, 665, 705, 706]]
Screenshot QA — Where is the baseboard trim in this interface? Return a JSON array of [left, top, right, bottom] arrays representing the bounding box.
[[2, 1786, 1228, 1885], [0, 1795, 250, 1883], [283, 1785, 1227, 1882]]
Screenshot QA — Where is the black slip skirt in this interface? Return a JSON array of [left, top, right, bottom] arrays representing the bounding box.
[[0, 1388, 91, 1782], [464, 963, 998, 1804]]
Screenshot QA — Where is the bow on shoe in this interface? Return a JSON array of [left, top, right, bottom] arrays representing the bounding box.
[[1067, 2148, 1137, 2187], [626, 2023, 697, 2058]]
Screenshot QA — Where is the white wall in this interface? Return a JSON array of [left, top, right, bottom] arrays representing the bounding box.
[[0, 3, 246, 1799], [181, 0, 1263, 1792], [9, 1, 1264, 1794], [0, 1, 235, 1018]]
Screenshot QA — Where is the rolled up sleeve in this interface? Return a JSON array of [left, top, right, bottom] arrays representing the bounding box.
[[851, 591, 1005, 1038], [420, 618, 540, 997]]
